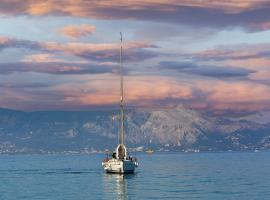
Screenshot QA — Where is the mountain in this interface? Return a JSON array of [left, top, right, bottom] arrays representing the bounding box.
[[0, 106, 270, 154]]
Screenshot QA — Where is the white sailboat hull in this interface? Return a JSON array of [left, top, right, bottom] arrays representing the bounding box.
[[102, 159, 137, 174]]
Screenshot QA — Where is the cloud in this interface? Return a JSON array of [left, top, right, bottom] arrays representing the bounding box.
[[175, 44, 270, 83], [189, 44, 270, 61], [0, 37, 9, 44], [0, 36, 159, 62], [195, 80, 270, 112], [159, 61, 196, 70], [159, 61, 255, 78], [1, 0, 270, 31], [22, 54, 67, 63], [0, 82, 50, 89], [48, 75, 195, 109], [0, 87, 72, 111], [248, 22, 270, 31], [0, 74, 195, 111], [57, 24, 96, 39], [0, 36, 40, 51], [1, 70, 270, 112], [159, 44, 270, 86], [0, 62, 118, 75], [41, 41, 158, 62], [149, 79, 270, 112], [1, 0, 268, 16], [207, 82, 270, 103], [194, 66, 254, 78], [214, 57, 270, 83]]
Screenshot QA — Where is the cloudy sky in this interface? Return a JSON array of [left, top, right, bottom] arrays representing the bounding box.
[[0, 0, 270, 113]]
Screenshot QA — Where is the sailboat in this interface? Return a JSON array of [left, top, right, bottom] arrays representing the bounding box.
[[102, 33, 138, 174]]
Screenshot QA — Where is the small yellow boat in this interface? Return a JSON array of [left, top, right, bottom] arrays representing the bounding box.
[[145, 149, 154, 154]]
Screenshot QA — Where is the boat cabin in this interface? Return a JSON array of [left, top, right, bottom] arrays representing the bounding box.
[[116, 144, 127, 160]]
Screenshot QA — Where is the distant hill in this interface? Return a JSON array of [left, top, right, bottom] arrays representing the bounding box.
[[0, 106, 270, 154]]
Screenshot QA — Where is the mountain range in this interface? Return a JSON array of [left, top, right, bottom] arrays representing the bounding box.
[[0, 105, 270, 154]]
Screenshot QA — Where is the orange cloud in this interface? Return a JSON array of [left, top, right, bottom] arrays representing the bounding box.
[[27, 1, 53, 15], [58, 24, 96, 39]]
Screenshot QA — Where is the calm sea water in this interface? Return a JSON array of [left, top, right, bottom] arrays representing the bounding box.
[[0, 152, 270, 200]]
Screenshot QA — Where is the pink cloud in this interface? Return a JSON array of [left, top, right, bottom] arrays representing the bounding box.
[[57, 24, 96, 39], [208, 82, 270, 102], [1, 72, 270, 112], [31, 74, 270, 112], [53, 75, 193, 107], [0, 36, 10, 44], [248, 22, 270, 31], [223, 58, 270, 81], [195, 80, 270, 111], [22, 54, 64, 63]]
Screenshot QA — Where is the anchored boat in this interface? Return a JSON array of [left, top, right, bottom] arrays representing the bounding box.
[[102, 33, 138, 174]]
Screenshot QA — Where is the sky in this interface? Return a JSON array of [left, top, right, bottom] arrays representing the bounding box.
[[0, 0, 270, 113]]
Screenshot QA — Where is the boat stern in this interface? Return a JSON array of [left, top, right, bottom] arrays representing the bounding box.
[[102, 159, 136, 174]]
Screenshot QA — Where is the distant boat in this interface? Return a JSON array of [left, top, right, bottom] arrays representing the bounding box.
[[145, 139, 154, 154], [102, 33, 138, 174], [145, 148, 154, 154]]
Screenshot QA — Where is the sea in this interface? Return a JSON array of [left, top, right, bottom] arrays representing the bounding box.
[[0, 151, 269, 200]]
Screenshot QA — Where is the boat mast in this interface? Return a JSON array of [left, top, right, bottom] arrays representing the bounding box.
[[120, 32, 124, 145]]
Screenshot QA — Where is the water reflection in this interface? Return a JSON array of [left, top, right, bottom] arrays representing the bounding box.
[[103, 174, 135, 200]]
